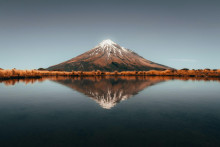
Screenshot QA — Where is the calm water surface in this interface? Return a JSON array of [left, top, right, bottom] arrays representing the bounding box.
[[0, 77, 220, 147]]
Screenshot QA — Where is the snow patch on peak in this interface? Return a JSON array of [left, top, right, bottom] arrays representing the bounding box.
[[121, 47, 128, 52], [90, 39, 131, 59], [99, 39, 116, 48]]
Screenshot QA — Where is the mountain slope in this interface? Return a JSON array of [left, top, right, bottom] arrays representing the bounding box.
[[48, 39, 172, 71]]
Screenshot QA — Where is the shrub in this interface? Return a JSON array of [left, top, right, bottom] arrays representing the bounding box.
[[96, 70, 102, 75], [205, 68, 210, 71], [139, 71, 146, 75], [114, 70, 118, 75], [181, 68, 189, 71], [92, 70, 96, 75]]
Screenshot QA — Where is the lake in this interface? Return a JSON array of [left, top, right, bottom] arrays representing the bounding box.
[[0, 76, 220, 146]]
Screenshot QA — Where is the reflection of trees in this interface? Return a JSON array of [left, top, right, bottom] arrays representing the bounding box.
[[1, 76, 220, 87]]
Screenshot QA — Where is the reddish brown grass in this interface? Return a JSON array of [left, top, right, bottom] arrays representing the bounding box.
[[0, 69, 220, 80]]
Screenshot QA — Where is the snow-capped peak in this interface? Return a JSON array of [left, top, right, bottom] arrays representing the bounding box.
[[99, 39, 116, 48], [90, 39, 129, 58]]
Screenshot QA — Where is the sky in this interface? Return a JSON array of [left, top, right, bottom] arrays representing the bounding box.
[[0, 0, 219, 70]]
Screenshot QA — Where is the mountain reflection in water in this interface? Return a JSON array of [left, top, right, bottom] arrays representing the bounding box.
[[53, 77, 164, 109], [1, 76, 220, 109]]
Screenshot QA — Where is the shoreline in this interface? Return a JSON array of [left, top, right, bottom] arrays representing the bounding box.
[[0, 69, 220, 80]]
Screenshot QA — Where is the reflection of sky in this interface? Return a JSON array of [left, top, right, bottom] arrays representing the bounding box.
[[0, 0, 220, 69]]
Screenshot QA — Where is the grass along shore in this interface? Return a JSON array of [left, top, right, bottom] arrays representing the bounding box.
[[0, 68, 220, 80]]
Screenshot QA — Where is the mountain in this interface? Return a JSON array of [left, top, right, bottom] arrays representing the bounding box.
[[48, 39, 172, 71], [52, 76, 164, 109]]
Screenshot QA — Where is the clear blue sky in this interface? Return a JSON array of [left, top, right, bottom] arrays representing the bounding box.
[[0, 0, 219, 70]]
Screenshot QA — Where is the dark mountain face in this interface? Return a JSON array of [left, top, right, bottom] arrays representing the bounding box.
[[47, 39, 172, 71]]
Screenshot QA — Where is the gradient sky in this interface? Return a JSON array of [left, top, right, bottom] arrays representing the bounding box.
[[0, 0, 219, 70]]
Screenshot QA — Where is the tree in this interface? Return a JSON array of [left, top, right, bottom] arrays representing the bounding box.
[[38, 68, 46, 71], [204, 68, 210, 71]]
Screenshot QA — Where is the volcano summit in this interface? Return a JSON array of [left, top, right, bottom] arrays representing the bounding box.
[[48, 39, 172, 71]]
